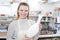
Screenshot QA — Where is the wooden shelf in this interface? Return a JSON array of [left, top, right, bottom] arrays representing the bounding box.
[[0, 16, 14, 38], [0, 32, 7, 36], [0, 36, 7, 38], [0, 20, 12, 24]]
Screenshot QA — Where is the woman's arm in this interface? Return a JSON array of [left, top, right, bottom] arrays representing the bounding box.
[[23, 23, 39, 40], [24, 23, 42, 40], [7, 22, 16, 40]]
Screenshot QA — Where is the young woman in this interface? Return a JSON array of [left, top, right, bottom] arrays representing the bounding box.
[[7, 2, 35, 40]]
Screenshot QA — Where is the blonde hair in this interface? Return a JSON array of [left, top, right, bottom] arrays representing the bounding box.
[[16, 2, 29, 19]]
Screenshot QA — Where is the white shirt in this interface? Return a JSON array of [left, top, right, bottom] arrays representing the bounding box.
[[16, 18, 31, 40], [7, 18, 35, 40]]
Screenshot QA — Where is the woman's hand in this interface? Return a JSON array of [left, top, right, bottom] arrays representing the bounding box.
[[39, 23, 42, 29], [23, 35, 32, 40], [38, 23, 42, 34]]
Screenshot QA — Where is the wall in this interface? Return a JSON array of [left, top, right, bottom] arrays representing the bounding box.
[[40, 2, 60, 15], [0, 3, 19, 16], [0, 5, 12, 16], [0, 0, 60, 16]]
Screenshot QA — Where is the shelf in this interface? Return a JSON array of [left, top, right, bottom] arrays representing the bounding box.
[[0, 16, 15, 19], [48, 0, 60, 4], [38, 34, 60, 38], [0, 19, 13, 24], [41, 21, 52, 23], [40, 0, 60, 4], [29, 15, 38, 18], [0, 36, 7, 38], [0, 30, 7, 32], [55, 23, 60, 24], [29, 15, 53, 18], [0, 32, 7, 38]]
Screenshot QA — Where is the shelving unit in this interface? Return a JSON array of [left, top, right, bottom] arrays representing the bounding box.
[[41, 16, 55, 28], [0, 0, 18, 40], [38, 34, 60, 40], [36, 1, 60, 39], [37, 16, 60, 40], [0, 16, 15, 39]]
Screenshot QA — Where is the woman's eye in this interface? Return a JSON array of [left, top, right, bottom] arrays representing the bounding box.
[[25, 10, 28, 12], [20, 10, 23, 11]]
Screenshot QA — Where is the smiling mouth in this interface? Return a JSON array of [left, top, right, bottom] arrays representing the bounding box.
[[22, 14, 26, 15]]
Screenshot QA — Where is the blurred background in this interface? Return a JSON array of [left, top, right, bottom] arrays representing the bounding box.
[[0, 0, 60, 40]]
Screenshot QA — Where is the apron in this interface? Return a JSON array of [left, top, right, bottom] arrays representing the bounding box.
[[16, 19, 31, 40]]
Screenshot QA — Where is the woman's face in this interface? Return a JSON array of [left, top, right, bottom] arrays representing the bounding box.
[[18, 5, 29, 19]]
